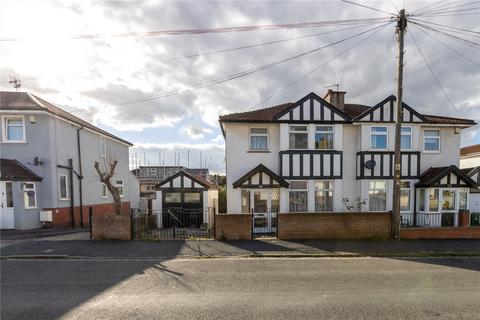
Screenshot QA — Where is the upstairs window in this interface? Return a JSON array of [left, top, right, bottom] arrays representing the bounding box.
[[2, 116, 25, 143], [289, 180, 308, 212], [424, 130, 440, 152], [289, 125, 308, 149], [315, 126, 334, 150], [370, 126, 388, 149], [401, 127, 412, 150], [249, 128, 268, 151]]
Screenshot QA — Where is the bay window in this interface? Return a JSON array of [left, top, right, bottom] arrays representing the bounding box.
[[289, 125, 308, 149], [368, 180, 386, 211], [459, 189, 468, 210], [428, 189, 440, 212], [289, 180, 308, 212], [315, 181, 333, 211], [315, 126, 334, 150], [249, 128, 268, 151]]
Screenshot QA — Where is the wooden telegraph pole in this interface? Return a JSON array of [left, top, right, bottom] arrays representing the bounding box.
[[392, 9, 407, 239]]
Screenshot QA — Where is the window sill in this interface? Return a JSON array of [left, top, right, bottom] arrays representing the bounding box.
[[247, 150, 270, 153], [59, 198, 70, 201], [2, 140, 27, 144], [423, 150, 440, 154]]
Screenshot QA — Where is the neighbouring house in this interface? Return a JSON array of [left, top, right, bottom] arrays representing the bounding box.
[[0, 91, 139, 230], [218, 90, 478, 238], [460, 144, 480, 225], [152, 170, 218, 232]]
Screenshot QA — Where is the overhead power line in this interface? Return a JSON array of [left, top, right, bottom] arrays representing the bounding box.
[[412, 23, 480, 68], [252, 21, 392, 109], [416, 6, 480, 16], [409, 18, 480, 36], [0, 17, 389, 42], [408, 28, 461, 116], [340, 0, 395, 15], [409, 20, 480, 48], [414, 1, 480, 15], [120, 23, 391, 106]]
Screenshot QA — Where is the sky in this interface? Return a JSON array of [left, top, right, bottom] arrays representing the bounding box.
[[1, 0, 479, 173]]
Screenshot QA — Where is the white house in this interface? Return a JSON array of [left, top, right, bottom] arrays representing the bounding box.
[[460, 144, 480, 219], [219, 90, 477, 233]]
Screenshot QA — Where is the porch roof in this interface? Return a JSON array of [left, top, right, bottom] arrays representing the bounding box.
[[0, 159, 42, 182], [415, 165, 477, 188], [233, 164, 289, 188]]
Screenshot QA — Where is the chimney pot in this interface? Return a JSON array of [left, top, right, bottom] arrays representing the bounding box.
[[324, 89, 346, 111]]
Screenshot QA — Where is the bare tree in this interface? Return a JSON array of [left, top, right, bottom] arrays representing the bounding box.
[[94, 159, 122, 215]]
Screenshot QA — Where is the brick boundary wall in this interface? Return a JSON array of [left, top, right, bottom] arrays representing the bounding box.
[[44, 202, 131, 227], [278, 212, 392, 240], [215, 214, 252, 240], [400, 227, 480, 239], [92, 214, 132, 240]]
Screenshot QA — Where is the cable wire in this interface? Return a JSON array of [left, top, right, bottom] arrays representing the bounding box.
[[414, 1, 480, 15], [119, 23, 391, 105], [409, 18, 480, 36], [339, 0, 396, 15], [408, 28, 462, 116], [410, 0, 450, 15], [409, 20, 480, 48], [412, 23, 480, 68], [251, 22, 391, 109]]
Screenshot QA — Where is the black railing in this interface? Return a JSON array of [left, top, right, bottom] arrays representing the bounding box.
[[132, 208, 214, 239]]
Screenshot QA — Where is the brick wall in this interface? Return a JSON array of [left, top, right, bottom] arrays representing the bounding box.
[[215, 214, 252, 240], [92, 214, 131, 240], [278, 212, 392, 240], [44, 202, 131, 227], [400, 227, 480, 239]]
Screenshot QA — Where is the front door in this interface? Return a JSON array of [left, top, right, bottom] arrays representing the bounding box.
[[252, 189, 278, 234], [0, 181, 15, 229]]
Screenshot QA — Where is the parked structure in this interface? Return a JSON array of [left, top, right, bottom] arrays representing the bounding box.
[[0, 91, 139, 230], [219, 90, 478, 238]]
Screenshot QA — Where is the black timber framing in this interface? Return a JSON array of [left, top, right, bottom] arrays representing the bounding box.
[[415, 165, 477, 188], [356, 151, 421, 179], [279, 150, 343, 179], [354, 95, 427, 123], [233, 163, 289, 188]]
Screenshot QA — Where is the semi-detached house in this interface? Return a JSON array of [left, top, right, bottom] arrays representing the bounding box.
[[219, 90, 477, 236], [0, 91, 139, 230]]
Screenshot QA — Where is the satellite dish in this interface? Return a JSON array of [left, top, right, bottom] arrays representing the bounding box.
[[33, 156, 43, 166], [364, 159, 376, 169]]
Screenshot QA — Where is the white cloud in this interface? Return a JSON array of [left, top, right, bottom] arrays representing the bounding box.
[[211, 134, 224, 143], [179, 125, 213, 140]]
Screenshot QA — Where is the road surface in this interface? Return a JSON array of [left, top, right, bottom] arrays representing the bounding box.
[[2, 257, 480, 319]]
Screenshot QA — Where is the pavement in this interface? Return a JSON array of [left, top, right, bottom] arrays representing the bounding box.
[[1, 228, 480, 259], [2, 257, 480, 319]]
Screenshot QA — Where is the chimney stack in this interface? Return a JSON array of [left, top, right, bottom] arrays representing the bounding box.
[[324, 89, 346, 111]]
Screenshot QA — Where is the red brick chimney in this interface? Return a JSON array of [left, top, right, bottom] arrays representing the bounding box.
[[324, 89, 346, 111]]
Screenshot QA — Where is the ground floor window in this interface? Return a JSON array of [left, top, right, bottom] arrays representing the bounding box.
[[315, 181, 333, 211], [368, 180, 386, 211], [23, 182, 36, 209], [289, 180, 308, 212], [418, 188, 426, 211], [441, 190, 455, 211], [241, 190, 250, 213], [459, 189, 468, 210], [400, 181, 411, 212], [428, 189, 440, 212], [165, 192, 181, 203]]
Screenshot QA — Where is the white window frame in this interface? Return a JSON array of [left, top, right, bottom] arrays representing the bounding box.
[[2, 115, 26, 143], [116, 179, 124, 197], [315, 126, 334, 150], [289, 125, 309, 150], [101, 183, 108, 198], [249, 127, 269, 151], [423, 129, 440, 153], [315, 180, 334, 212], [368, 180, 387, 211], [427, 188, 440, 212], [23, 182, 37, 209], [400, 126, 412, 151], [146, 168, 156, 176], [417, 188, 426, 212], [370, 126, 388, 150], [100, 137, 106, 158], [59, 174, 69, 200], [289, 180, 308, 212], [400, 181, 411, 212]]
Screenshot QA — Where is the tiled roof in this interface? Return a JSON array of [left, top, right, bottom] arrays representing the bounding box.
[[460, 144, 480, 156], [0, 91, 133, 146], [219, 95, 475, 126], [0, 159, 42, 181]]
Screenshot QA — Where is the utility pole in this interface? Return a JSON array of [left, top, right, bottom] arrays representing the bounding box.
[[392, 9, 407, 240]]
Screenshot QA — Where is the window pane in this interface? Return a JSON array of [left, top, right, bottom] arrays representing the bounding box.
[[369, 190, 386, 211], [241, 190, 250, 213], [101, 184, 107, 197], [6, 119, 24, 140], [315, 181, 332, 190], [165, 192, 181, 203], [290, 125, 307, 132], [400, 181, 410, 188], [316, 126, 333, 132], [425, 130, 439, 137], [6, 182, 13, 207], [400, 189, 410, 211], [60, 176, 67, 199], [289, 132, 308, 149], [418, 189, 425, 211], [184, 192, 201, 203], [372, 127, 387, 133], [315, 190, 333, 211], [428, 189, 439, 211], [315, 132, 333, 149], [271, 189, 280, 213], [253, 191, 268, 212], [289, 191, 307, 212], [400, 135, 411, 149], [401, 127, 411, 133], [290, 181, 307, 189], [371, 135, 387, 149], [250, 128, 267, 134], [424, 138, 439, 151], [459, 189, 468, 210], [251, 136, 267, 150], [442, 190, 455, 211]]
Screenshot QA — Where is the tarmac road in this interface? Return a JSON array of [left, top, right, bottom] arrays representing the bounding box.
[[2, 257, 480, 319]]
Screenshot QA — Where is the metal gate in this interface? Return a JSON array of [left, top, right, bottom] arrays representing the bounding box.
[[132, 208, 214, 239]]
